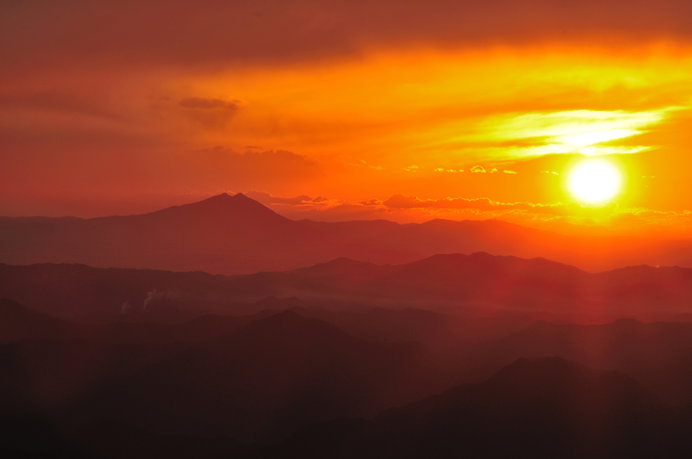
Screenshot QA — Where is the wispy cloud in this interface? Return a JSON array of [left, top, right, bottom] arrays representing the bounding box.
[[441, 108, 679, 162], [383, 195, 566, 213]]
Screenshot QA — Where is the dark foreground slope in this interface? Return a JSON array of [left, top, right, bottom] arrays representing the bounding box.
[[273, 358, 689, 459], [0, 301, 436, 458], [4, 298, 692, 458], [474, 319, 692, 405]]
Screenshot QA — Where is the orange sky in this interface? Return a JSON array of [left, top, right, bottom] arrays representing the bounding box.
[[1, 1, 692, 236]]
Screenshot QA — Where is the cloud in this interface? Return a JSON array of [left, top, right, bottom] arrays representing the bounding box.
[[221, 190, 692, 236], [434, 167, 463, 173], [241, 192, 692, 235], [178, 97, 240, 129], [246, 191, 328, 207], [473, 108, 675, 160], [383, 194, 567, 213], [2, 1, 690, 230], [611, 208, 692, 226], [179, 97, 239, 110], [4, 1, 692, 75], [0, 90, 125, 122], [353, 159, 384, 171], [192, 147, 320, 187], [244, 191, 392, 221]]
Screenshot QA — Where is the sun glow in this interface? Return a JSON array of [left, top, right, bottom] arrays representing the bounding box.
[[568, 159, 622, 204]]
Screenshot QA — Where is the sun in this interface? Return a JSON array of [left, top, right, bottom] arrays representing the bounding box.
[[567, 159, 622, 204]]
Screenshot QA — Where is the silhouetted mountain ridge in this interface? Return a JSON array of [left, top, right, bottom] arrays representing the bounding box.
[[273, 357, 678, 459], [141, 192, 289, 224], [1, 193, 691, 273], [479, 318, 692, 405], [2, 250, 692, 321]]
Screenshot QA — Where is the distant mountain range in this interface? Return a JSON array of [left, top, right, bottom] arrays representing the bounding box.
[[1, 193, 690, 274], [1, 251, 691, 322]]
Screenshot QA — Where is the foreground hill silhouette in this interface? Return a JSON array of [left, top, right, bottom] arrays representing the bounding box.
[[0, 304, 438, 458], [5, 300, 692, 459], [1, 193, 691, 273], [6, 296, 692, 457], [475, 319, 692, 405], [273, 358, 682, 459]]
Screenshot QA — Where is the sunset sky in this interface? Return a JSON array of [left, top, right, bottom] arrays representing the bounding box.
[[2, 0, 692, 235]]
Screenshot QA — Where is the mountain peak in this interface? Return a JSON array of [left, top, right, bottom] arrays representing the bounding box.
[[152, 192, 289, 223], [295, 257, 390, 282], [443, 356, 664, 413], [201, 192, 245, 202], [205, 192, 252, 201]]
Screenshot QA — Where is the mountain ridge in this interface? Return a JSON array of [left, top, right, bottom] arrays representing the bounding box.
[[1, 250, 692, 322], [273, 357, 677, 459], [0, 193, 691, 274]]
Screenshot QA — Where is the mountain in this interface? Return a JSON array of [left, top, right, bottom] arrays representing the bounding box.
[[0, 298, 74, 342], [1, 193, 691, 274], [474, 319, 692, 405], [143, 192, 289, 225], [0, 308, 437, 456], [0, 193, 297, 274], [5, 296, 692, 457], [273, 358, 679, 459]]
